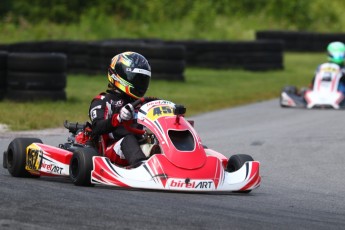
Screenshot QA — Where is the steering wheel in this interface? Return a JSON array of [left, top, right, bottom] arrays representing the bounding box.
[[122, 97, 160, 135]]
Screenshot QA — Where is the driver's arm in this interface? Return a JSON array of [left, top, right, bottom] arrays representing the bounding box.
[[89, 98, 118, 136]]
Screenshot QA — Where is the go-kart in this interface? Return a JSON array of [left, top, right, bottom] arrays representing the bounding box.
[[3, 97, 261, 193], [280, 62, 345, 109]]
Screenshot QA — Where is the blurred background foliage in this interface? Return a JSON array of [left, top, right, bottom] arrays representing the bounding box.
[[0, 0, 345, 43]]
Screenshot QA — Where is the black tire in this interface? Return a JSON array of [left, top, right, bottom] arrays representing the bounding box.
[[226, 154, 254, 172], [8, 52, 67, 72], [10, 41, 45, 52], [244, 63, 284, 71], [67, 54, 89, 69], [6, 89, 66, 101], [0, 70, 6, 86], [0, 51, 8, 70], [69, 147, 99, 186], [153, 73, 185, 81], [139, 44, 185, 60], [149, 60, 185, 74], [3, 151, 8, 168], [0, 44, 10, 51], [7, 71, 66, 90], [38, 41, 69, 53], [0, 70, 5, 97], [67, 41, 89, 55], [6, 137, 43, 177], [101, 42, 185, 60], [0, 51, 7, 95], [227, 154, 255, 194], [0, 89, 5, 100], [282, 85, 298, 94]]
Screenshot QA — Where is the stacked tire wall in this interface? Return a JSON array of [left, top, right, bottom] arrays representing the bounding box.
[[0, 51, 7, 99], [166, 40, 284, 71], [0, 39, 285, 77], [88, 40, 186, 81], [6, 53, 67, 101], [256, 30, 345, 52], [0, 38, 287, 101], [7, 41, 89, 74], [2, 40, 187, 80]]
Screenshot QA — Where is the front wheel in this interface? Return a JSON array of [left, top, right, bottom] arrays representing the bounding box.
[[226, 154, 254, 172], [282, 85, 297, 94], [226, 154, 254, 193], [69, 147, 99, 186], [6, 137, 43, 177]]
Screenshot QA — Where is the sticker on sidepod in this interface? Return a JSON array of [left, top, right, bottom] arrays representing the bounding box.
[[167, 179, 215, 190], [26, 143, 43, 171], [138, 100, 175, 121]]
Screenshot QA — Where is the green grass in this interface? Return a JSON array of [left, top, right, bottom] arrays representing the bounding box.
[[1, 7, 344, 44], [0, 52, 324, 131]]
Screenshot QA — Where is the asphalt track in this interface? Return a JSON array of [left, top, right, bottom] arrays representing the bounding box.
[[1, 98, 345, 230]]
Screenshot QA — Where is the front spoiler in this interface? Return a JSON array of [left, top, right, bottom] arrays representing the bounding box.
[[91, 155, 261, 192], [280, 91, 345, 109]]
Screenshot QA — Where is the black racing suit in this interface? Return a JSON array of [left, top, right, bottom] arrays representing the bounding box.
[[88, 89, 146, 165]]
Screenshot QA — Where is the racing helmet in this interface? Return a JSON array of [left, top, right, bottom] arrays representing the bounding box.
[[327, 41, 345, 65], [108, 51, 151, 99]]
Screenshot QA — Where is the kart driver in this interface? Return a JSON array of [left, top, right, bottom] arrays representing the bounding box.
[[88, 51, 151, 167], [310, 41, 345, 94]]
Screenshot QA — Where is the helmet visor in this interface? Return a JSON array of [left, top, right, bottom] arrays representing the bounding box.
[[329, 52, 345, 64], [129, 73, 150, 98]]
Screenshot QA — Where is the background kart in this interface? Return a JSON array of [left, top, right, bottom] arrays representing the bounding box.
[[3, 98, 261, 193], [280, 62, 345, 109]]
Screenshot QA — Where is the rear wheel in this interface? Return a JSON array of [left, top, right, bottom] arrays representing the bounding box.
[[6, 138, 43, 177], [69, 147, 99, 186]]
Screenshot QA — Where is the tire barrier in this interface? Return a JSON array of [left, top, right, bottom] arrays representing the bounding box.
[[166, 40, 284, 71], [66, 41, 90, 74], [0, 37, 285, 85], [6, 52, 67, 101], [3, 40, 187, 80], [5, 89, 66, 101], [7, 41, 89, 74], [88, 40, 186, 80], [0, 51, 8, 100], [256, 30, 345, 52]]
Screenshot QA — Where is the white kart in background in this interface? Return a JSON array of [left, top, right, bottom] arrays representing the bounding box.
[[280, 62, 345, 109]]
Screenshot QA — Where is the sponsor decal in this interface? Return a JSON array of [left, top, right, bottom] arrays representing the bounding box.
[[130, 68, 151, 77], [153, 106, 173, 116], [320, 66, 338, 72], [145, 100, 173, 107], [147, 106, 174, 120], [114, 100, 124, 107], [26, 145, 64, 175], [92, 110, 97, 119], [138, 100, 175, 121], [90, 105, 101, 120], [111, 73, 133, 87], [41, 163, 63, 174], [26, 147, 42, 171], [167, 179, 214, 190]]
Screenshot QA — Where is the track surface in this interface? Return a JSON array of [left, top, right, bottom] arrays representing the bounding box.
[[1, 99, 345, 230]]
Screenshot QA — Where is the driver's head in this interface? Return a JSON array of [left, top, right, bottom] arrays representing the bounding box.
[[327, 41, 345, 65], [108, 52, 151, 99]]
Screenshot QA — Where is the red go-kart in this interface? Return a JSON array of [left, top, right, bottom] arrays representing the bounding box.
[[3, 97, 261, 193]]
